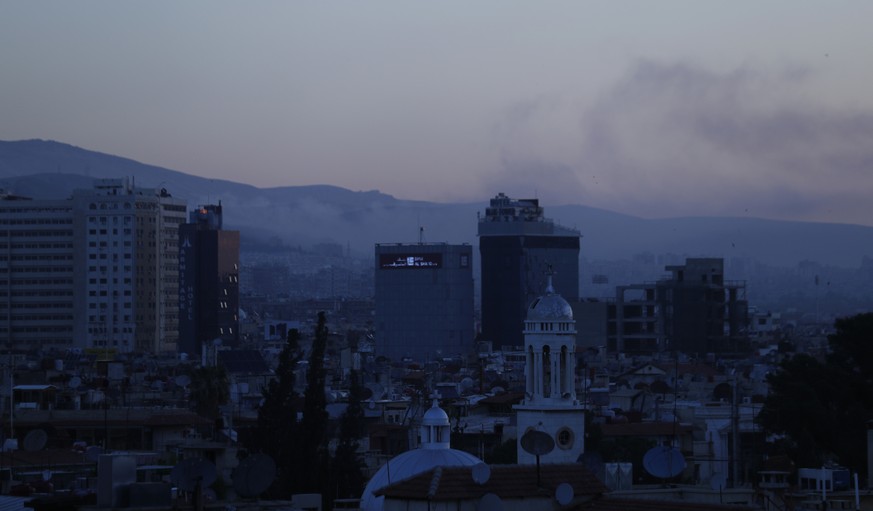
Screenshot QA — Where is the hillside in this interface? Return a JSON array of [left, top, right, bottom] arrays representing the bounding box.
[[1, 139, 872, 268]]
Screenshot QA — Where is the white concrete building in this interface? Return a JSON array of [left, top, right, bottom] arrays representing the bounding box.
[[72, 179, 186, 353]]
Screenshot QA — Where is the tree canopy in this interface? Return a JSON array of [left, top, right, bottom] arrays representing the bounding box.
[[256, 327, 303, 497], [758, 312, 873, 474]]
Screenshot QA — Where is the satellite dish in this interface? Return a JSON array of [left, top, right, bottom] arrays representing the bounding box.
[[709, 472, 727, 491], [232, 453, 276, 498], [23, 429, 48, 452], [85, 445, 103, 462], [520, 430, 555, 456], [555, 482, 574, 506], [491, 386, 505, 394], [175, 375, 191, 388], [69, 376, 82, 389], [471, 463, 491, 485], [460, 377, 474, 390], [477, 493, 504, 511], [642, 446, 686, 479], [170, 458, 218, 492]]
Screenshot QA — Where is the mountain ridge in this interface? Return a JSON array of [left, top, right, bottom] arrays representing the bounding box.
[[1, 139, 871, 268]]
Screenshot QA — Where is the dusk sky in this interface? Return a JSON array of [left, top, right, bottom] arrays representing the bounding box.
[[2, 2, 873, 226]]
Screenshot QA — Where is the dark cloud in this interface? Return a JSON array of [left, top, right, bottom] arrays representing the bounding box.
[[487, 60, 873, 225]]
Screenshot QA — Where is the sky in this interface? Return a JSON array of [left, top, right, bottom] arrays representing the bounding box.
[[2, 2, 873, 226]]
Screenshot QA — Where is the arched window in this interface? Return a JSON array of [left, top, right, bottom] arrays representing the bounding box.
[[543, 345, 551, 398], [527, 345, 535, 396]]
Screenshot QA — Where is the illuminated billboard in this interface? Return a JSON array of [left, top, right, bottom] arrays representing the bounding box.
[[379, 253, 442, 269]]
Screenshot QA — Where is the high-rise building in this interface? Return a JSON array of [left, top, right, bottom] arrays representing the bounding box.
[[609, 258, 749, 355], [374, 243, 474, 361], [0, 179, 187, 354], [478, 193, 580, 349], [72, 179, 187, 353], [178, 203, 240, 356], [0, 193, 75, 352]]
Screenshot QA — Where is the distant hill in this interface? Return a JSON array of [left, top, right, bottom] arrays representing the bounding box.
[[1, 139, 872, 268]]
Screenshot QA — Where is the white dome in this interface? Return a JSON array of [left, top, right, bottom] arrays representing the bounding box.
[[527, 293, 573, 320], [359, 447, 481, 511], [422, 404, 449, 426]]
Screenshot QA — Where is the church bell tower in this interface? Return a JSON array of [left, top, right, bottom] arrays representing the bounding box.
[[514, 275, 586, 464]]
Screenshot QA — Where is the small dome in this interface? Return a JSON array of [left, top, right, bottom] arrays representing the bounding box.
[[422, 402, 450, 426], [360, 398, 481, 511], [527, 273, 573, 320], [527, 293, 573, 320]]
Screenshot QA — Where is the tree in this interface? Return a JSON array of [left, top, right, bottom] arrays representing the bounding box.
[[330, 369, 366, 503], [758, 313, 873, 475], [255, 328, 304, 497], [189, 365, 229, 420], [299, 312, 330, 494]]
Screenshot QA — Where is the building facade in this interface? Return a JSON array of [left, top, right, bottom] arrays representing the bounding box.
[[478, 193, 580, 349], [72, 179, 187, 354], [0, 193, 75, 352], [0, 179, 187, 354], [609, 258, 750, 356], [178, 204, 240, 356], [374, 243, 474, 362]]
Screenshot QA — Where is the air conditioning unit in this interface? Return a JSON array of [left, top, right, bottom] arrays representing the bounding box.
[[603, 462, 633, 491]]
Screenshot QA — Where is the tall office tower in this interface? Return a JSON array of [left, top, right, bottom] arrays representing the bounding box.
[[478, 193, 580, 349], [72, 179, 187, 353], [0, 193, 76, 352], [374, 243, 474, 362], [178, 203, 240, 356]]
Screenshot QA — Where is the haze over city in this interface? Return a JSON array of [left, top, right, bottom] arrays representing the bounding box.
[[3, 2, 873, 226]]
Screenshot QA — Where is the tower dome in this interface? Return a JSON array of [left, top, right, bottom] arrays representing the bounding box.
[[527, 276, 573, 320], [360, 399, 482, 511]]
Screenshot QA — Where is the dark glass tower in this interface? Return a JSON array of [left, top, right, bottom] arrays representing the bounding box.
[[178, 204, 240, 356], [478, 193, 580, 349]]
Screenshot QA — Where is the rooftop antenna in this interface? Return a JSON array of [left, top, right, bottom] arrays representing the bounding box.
[[545, 265, 556, 294]]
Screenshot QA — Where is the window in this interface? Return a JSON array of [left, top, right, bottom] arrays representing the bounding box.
[[556, 427, 574, 450]]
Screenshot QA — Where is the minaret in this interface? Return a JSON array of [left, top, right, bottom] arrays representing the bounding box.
[[514, 273, 585, 464]]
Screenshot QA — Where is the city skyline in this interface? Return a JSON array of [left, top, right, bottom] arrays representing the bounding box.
[[3, 3, 873, 226]]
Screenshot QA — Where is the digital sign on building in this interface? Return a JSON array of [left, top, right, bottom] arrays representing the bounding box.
[[379, 253, 442, 269]]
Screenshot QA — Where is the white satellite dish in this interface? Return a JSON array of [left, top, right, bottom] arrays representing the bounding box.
[[175, 374, 192, 388], [232, 453, 277, 498], [170, 458, 217, 492], [555, 482, 574, 506], [471, 463, 491, 485], [23, 429, 48, 452], [477, 493, 503, 511], [68, 376, 82, 389], [710, 471, 727, 491], [642, 446, 686, 479]]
